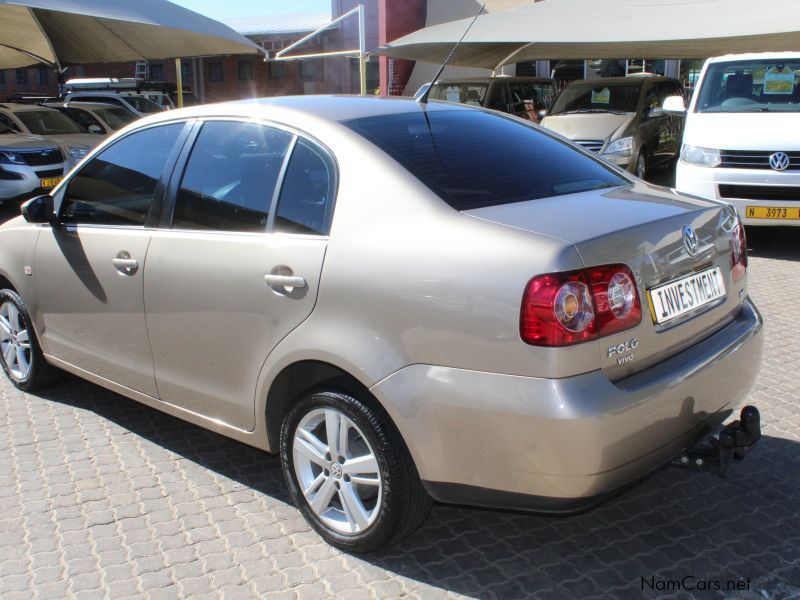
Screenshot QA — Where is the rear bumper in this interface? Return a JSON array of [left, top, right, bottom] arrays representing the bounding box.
[[676, 161, 800, 226], [371, 298, 763, 510]]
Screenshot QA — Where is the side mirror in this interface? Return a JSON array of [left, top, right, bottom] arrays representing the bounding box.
[[537, 109, 548, 119], [647, 106, 666, 119], [662, 95, 687, 115], [21, 194, 56, 225], [87, 124, 103, 134]]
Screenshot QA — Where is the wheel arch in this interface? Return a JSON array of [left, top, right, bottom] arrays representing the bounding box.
[[264, 359, 406, 459]]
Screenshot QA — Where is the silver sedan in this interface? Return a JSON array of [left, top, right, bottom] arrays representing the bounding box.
[[0, 96, 763, 552]]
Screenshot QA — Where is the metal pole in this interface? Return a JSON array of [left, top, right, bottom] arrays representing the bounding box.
[[358, 4, 366, 95], [175, 57, 184, 108]]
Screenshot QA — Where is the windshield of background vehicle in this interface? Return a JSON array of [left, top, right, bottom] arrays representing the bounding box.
[[124, 96, 163, 113], [549, 82, 642, 115], [96, 107, 137, 130], [17, 110, 85, 135], [344, 110, 626, 211], [696, 59, 800, 113], [428, 83, 489, 106]]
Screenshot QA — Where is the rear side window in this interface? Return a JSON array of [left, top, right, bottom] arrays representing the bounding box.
[[172, 121, 292, 232], [344, 110, 626, 210], [61, 123, 184, 226], [274, 139, 335, 235]]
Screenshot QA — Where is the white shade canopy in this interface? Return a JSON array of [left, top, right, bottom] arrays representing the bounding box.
[[376, 0, 800, 69], [0, 0, 263, 69]]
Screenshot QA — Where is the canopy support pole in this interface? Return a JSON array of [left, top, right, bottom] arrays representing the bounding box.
[[175, 57, 184, 108]]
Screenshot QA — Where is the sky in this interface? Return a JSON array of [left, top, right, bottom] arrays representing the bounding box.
[[171, 0, 331, 20]]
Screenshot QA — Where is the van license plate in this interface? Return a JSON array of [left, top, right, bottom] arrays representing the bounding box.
[[745, 206, 800, 220], [40, 177, 62, 189], [648, 267, 726, 325]]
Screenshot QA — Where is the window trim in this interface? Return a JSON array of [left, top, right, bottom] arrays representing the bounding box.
[[52, 119, 195, 229], [159, 117, 339, 238]]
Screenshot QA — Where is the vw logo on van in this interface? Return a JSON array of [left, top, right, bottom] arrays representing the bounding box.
[[682, 225, 698, 256], [769, 152, 790, 171]]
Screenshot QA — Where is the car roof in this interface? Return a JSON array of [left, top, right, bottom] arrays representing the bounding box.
[[433, 77, 555, 84], [54, 101, 126, 110], [0, 102, 57, 112], [707, 52, 800, 63], [134, 95, 473, 129], [565, 76, 675, 86]]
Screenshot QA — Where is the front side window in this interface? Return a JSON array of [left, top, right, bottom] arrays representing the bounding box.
[[274, 140, 335, 235], [61, 123, 184, 226], [695, 59, 800, 113], [550, 82, 642, 115], [17, 110, 85, 134], [172, 121, 292, 232], [344, 110, 626, 211]]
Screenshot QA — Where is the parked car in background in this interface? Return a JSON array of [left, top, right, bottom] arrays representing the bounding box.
[[45, 102, 139, 135], [664, 52, 800, 226], [1, 96, 762, 552], [0, 123, 65, 204], [416, 77, 558, 122], [62, 91, 164, 117], [0, 103, 101, 169], [540, 75, 684, 178]]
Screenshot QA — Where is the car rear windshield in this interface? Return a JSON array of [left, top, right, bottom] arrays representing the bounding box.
[[549, 81, 642, 115], [428, 83, 489, 105], [343, 110, 626, 210]]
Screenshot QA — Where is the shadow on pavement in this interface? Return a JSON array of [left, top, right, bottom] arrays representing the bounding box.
[[746, 227, 800, 262], [33, 374, 800, 599]]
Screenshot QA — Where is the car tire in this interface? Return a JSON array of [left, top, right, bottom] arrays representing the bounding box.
[[280, 389, 432, 552], [0, 288, 56, 392], [635, 150, 647, 180]]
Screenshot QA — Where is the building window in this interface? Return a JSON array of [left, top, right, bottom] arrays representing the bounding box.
[[208, 61, 224, 82], [300, 60, 319, 80], [0, 70, 5, 86], [149, 63, 164, 80], [268, 61, 285, 80], [181, 62, 190, 81], [37, 68, 48, 85], [238, 59, 254, 81], [15, 69, 28, 85]]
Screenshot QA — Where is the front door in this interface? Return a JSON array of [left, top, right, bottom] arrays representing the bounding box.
[[35, 122, 187, 396], [144, 121, 335, 430]]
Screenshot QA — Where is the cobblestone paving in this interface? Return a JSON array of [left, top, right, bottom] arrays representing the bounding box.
[[1, 228, 799, 600]]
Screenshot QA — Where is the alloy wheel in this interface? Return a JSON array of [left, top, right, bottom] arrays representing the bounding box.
[[292, 407, 382, 534], [0, 301, 31, 380]]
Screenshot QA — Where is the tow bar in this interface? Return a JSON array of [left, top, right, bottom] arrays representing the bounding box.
[[671, 406, 761, 478]]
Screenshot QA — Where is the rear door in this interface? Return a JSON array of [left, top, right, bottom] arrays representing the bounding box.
[[143, 120, 334, 430]]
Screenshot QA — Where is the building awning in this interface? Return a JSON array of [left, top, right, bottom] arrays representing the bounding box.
[[375, 0, 800, 69], [0, 0, 263, 70]]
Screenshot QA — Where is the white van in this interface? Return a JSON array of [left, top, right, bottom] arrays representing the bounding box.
[[664, 52, 800, 225]]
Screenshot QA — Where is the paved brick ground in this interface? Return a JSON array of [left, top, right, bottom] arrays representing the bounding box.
[[1, 227, 799, 600]]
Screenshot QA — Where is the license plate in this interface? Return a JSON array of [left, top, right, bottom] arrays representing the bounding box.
[[648, 267, 726, 325], [40, 177, 62, 189], [745, 206, 800, 220]]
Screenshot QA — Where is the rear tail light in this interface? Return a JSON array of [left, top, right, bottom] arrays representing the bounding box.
[[521, 264, 641, 347], [731, 219, 748, 283]]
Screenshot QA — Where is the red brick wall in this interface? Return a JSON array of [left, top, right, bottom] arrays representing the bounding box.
[[378, 0, 426, 95], [0, 67, 58, 101]]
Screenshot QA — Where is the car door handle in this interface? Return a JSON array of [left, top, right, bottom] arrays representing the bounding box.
[[112, 256, 138, 275], [264, 274, 306, 289]]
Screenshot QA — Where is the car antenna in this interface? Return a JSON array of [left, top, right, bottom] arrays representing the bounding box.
[[417, 3, 485, 105]]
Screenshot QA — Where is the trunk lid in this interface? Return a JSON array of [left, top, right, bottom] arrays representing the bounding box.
[[465, 182, 745, 379]]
